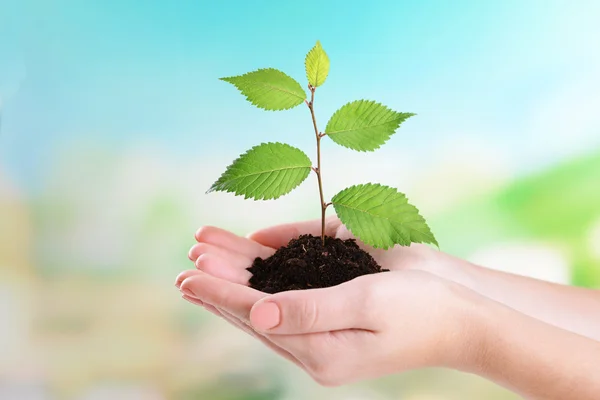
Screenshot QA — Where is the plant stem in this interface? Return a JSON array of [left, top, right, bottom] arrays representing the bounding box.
[[307, 85, 327, 245]]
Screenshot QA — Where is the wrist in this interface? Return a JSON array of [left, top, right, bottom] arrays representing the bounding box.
[[451, 292, 600, 399], [425, 250, 480, 292], [436, 281, 496, 372]]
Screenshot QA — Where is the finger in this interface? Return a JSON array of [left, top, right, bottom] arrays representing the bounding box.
[[182, 294, 236, 322], [195, 253, 251, 285], [247, 216, 342, 249], [175, 270, 203, 289], [181, 279, 338, 375], [182, 294, 204, 306], [216, 306, 305, 369], [180, 272, 267, 323], [189, 242, 252, 270], [182, 293, 305, 368], [194, 226, 274, 259], [249, 279, 374, 334]]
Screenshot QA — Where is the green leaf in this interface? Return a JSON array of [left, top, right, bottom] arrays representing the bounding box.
[[220, 68, 306, 111], [305, 40, 330, 87], [325, 100, 415, 151], [208, 142, 312, 200], [332, 183, 438, 249]]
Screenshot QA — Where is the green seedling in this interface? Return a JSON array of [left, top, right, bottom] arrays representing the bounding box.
[[209, 41, 437, 249]]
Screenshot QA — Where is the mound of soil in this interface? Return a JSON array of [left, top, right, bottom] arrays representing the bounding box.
[[247, 234, 388, 294]]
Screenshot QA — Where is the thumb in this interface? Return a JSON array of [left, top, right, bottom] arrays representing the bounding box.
[[249, 281, 372, 334]]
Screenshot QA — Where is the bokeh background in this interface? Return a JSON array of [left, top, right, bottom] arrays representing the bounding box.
[[1, 0, 599, 399]]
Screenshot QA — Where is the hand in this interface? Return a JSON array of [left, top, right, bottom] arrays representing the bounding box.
[[184, 216, 462, 281], [178, 268, 477, 385], [178, 218, 600, 396], [176, 218, 481, 385]]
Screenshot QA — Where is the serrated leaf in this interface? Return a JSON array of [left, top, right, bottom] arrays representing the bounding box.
[[208, 142, 312, 200], [325, 100, 415, 151], [332, 183, 438, 249], [305, 40, 330, 87], [220, 68, 306, 111]]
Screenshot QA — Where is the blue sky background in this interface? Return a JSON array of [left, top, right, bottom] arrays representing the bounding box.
[[1, 0, 599, 192], [2, 4, 600, 398]]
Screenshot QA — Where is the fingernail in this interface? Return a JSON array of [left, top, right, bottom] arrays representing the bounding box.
[[251, 301, 281, 331]]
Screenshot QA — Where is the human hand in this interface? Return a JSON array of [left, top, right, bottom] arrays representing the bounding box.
[[179, 266, 480, 385], [184, 216, 463, 282], [176, 218, 482, 385], [178, 218, 600, 396]]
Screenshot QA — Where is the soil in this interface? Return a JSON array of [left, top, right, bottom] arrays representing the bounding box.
[[247, 234, 388, 293]]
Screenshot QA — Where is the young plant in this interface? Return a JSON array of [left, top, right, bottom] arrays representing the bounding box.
[[209, 41, 437, 249]]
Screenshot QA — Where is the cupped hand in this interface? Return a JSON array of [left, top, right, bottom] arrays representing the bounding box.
[[185, 216, 452, 281], [175, 217, 479, 385], [178, 266, 477, 386]]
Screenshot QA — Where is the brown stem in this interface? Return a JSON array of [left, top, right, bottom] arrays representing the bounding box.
[[307, 85, 327, 245]]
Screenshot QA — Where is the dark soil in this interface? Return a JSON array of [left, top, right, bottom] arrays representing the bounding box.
[[247, 234, 388, 293]]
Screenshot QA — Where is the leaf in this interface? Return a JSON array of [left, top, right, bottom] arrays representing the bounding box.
[[208, 142, 312, 200], [332, 183, 438, 249], [305, 40, 330, 87], [325, 100, 415, 151], [220, 68, 306, 111]]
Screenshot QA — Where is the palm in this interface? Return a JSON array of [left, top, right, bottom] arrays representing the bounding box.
[[179, 217, 445, 376], [328, 221, 435, 272], [185, 217, 437, 288]]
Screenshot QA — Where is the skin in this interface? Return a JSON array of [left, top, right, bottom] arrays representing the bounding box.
[[176, 217, 600, 398]]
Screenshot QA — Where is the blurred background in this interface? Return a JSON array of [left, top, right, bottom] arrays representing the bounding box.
[[1, 0, 599, 399]]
